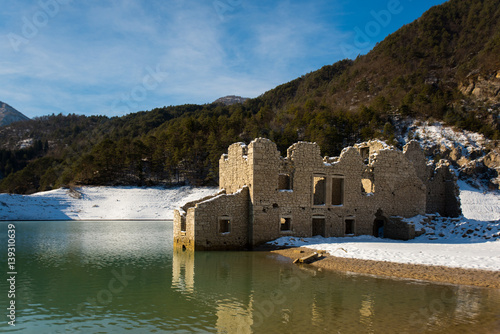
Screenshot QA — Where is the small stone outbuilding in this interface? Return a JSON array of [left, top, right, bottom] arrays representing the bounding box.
[[174, 138, 461, 250]]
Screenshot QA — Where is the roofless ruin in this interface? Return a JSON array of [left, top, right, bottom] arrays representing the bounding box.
[[174, 138, 460, 250]]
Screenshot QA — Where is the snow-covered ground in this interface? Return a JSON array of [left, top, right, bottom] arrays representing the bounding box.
[[267, 121, 500, 272], [270, 182, 500, 271], [458, 180, 500, 221], [1, 180, 499, 271], [409, 120, 488, 153], [0, 186, 218, 220]]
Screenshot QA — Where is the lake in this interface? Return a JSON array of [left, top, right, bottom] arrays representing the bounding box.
[[1, 221, 499, 333]]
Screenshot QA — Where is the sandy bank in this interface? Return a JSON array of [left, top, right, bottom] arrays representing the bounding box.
[[272, 247, 500, 289]]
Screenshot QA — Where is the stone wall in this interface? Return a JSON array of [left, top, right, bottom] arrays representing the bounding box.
[[384, 216, 416, 241], [426, 161, 462, 217], [404, 141, 462, 217], [219, 143, 252, 194], [173, 138, 461, 250], [174, 186, 250, 251]]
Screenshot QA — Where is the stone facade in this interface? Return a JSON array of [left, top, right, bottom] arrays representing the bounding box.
[[174, 138, 461, 250]]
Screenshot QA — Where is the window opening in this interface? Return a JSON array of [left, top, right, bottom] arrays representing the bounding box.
[[313, 176, 327, 205], [332, 178, 344, 206], [219, 218, 231, 234], [359, 147, 370, 163], [280, 217, 292, 232], [362, 178, 374, 194], [278, 173, 292, 190], [180, 217, 186, 232]]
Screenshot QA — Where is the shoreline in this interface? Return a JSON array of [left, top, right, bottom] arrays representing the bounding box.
[[0, 219, 174, 222], [271, 247, 500, 289]]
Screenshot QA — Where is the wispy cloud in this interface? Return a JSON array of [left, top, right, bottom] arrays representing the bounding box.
[[0, 0, 447, 118]]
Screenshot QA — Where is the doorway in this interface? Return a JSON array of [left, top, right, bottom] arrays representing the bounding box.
[[312, 218, 326, 237], [373, 219, 385, 238]]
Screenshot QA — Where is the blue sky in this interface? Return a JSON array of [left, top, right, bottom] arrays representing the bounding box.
[[0, 0, 447, 118]]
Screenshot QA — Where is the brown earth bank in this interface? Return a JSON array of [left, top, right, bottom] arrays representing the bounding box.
[[271, 247, 500, 289]]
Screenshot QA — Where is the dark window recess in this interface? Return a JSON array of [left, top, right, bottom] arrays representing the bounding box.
[[360, 147, 370, 163], [345, 219, 355, 235], [219, 219, 231, 233], [332, 178, 344, 206], [280, 217, 291, 231], [278, 174, 292, 190], [313, 176, 326, 205], [180, 218, 186, 232], [312, 218, 326, 237]]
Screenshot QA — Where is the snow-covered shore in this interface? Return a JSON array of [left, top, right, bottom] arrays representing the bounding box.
[[0, 186, 218, 220], [1, 181, 499, 272], [270, 181, 500, 271]]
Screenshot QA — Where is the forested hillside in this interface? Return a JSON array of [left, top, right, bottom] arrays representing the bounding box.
[[1, 0, 499, 194]]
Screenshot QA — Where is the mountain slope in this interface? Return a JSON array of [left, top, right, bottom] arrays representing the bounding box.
[[213, 95, 249, 106], [257, 0, 500, 131], [0, 102, 30, 127], [1, 0, 500, 194]]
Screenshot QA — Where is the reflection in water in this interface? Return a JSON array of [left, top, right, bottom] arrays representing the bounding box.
[[170, 247, 500, 334], [216, 299, 253, 334], [0, 221, 499, 334], [359, 295, 374, 330], [171, 248, 195, 293], [455, 285, 481, 319]]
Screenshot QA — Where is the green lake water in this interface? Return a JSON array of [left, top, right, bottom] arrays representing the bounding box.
[[1, 221, 499, 333]]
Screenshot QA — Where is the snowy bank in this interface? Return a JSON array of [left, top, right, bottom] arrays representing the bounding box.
[[1, 178, 500, 272], [269, 181, 500, 272], [0, 186, 218, 220], [270, 234, 500, 271]]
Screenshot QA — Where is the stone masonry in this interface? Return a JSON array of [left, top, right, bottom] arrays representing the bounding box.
[[174, 138, 461, 250]]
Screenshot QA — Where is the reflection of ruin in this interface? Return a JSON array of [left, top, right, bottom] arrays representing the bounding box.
[[216, 300, 253, 334], [359, 295, 375, 330], [169, 249, 498, 333], [171, 248, 195, 293], [174, 138, 461, 250]]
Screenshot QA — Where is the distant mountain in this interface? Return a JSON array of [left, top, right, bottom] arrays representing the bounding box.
[[0, 102, 30, 127], [213, 95, 249, 106]]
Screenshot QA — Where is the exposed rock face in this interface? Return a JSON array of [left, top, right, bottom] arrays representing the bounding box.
[[213, 95, 249, 106], [483, 151, 500, 169], [459, 71, 500, 104], [0, 101, 30, 127]]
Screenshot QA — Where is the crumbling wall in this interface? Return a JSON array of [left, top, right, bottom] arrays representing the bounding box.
[[174, 187, 250, 251], [404, 141, 431, 182], [247, 139, 282, 246], [426, 161, 462, 217], [404, 141, 462, 217], [193, 186, 250, 250], [219, 142, 252, 194], [173, 207, 196, 251], [355, 140, 390, 163], [370, 149, 427, 217], [174, 138, 462, 250]]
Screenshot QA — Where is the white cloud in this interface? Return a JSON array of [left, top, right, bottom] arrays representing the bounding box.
[[0, 0, 354, 117]]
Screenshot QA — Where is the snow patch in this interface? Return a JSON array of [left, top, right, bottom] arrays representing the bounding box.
[[0, 186, 218, 221], [269, 181, 500, 271]]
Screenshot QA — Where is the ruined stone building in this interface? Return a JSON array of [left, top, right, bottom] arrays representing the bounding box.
[[174, 138, 461, 250]]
